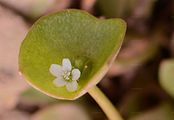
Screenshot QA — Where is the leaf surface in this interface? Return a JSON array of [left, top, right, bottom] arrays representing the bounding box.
[[19, 9, 126, 99]]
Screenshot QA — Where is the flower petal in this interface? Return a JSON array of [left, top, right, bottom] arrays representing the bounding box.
[[53, 77, 66, 87], [49, 64, 63, 77], [66, 81, 78, 92], [62, 58, 72, 72], [72, 69, 81, 81]]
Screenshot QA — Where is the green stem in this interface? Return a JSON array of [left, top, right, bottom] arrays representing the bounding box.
[[88, 86, 123, 120]]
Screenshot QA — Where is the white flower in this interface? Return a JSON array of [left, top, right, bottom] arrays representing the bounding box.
[[49, 58, 81, 92]]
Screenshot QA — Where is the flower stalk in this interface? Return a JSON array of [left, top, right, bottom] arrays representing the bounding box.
[[88, 86, 123, 120]]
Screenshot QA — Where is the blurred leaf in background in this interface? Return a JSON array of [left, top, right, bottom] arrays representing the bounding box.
[[159, 59, 174, 98], [20, 88, 57, 106], [96, 0, 155, 18], [129, 104, 174, 120], [0, 0, 71, 19], [31, 103, 91, 120]]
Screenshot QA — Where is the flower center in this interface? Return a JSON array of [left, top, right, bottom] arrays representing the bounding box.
[[63, 71, 72, 82]]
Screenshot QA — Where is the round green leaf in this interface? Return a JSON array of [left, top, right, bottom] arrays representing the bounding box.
[[19, 9, 126, 100], [159, 59, 174, 97]]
